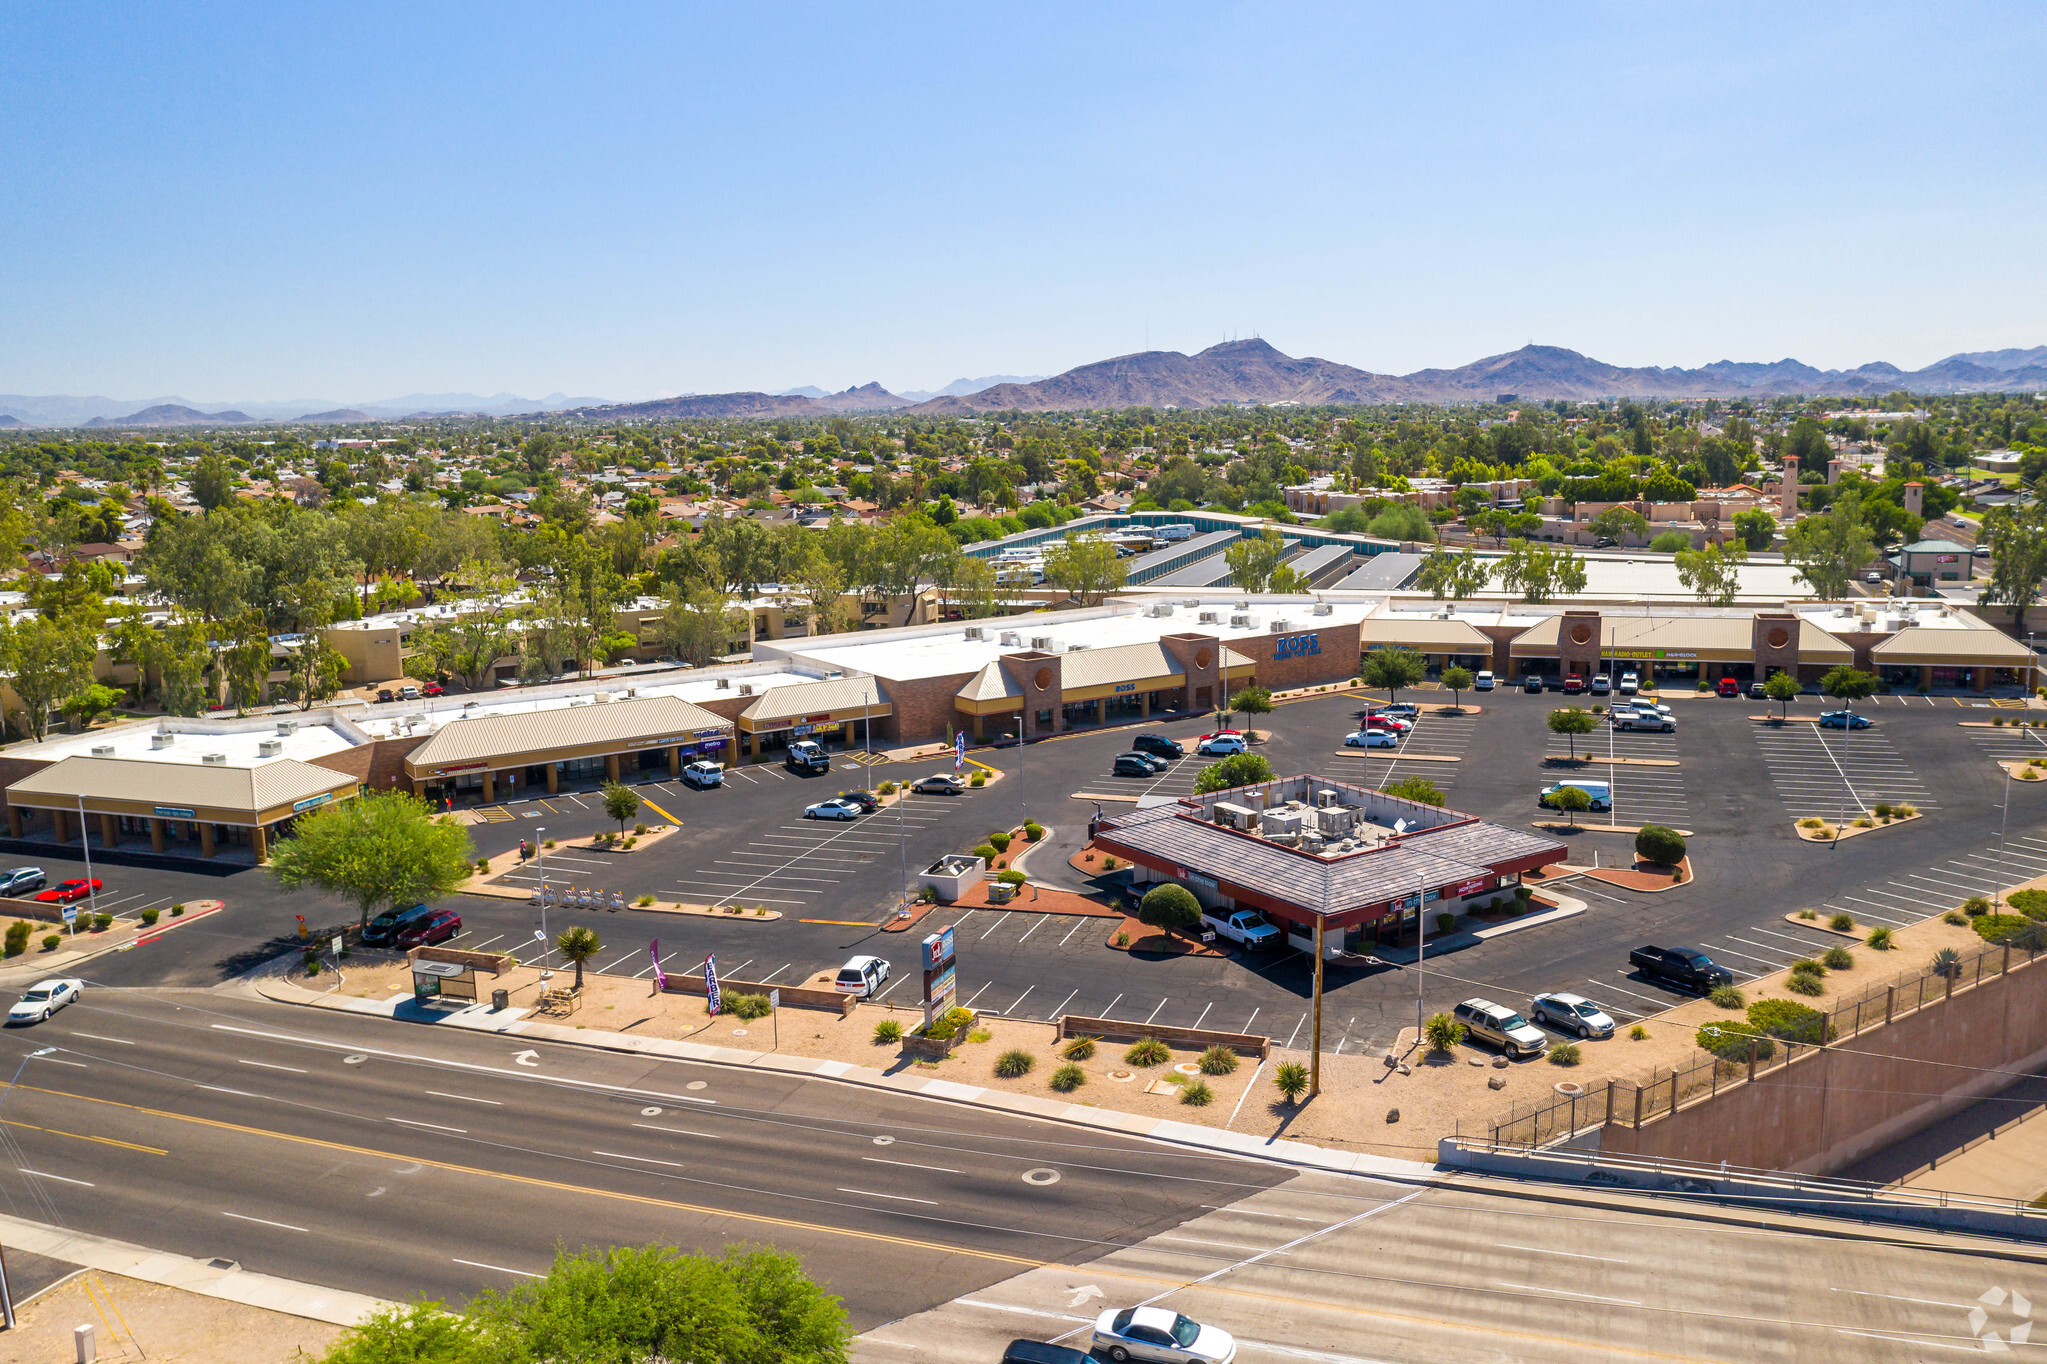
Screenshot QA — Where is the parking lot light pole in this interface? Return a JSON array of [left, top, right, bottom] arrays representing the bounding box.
[[75, 795, 98, 922], [535, 827, 550, 961], [1310, 915, 1324, 1099], [1997, 766, 2012, 911]]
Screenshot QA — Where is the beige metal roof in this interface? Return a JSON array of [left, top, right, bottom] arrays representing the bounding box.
[[738, 675, 884, 723], [1797, 619, 1855, 662], [957, 661, 1021, 703], [1360, 616, 1494, 651], [407, 694, 732, 769], [1060, 641, 1180, 691], [1220, 645, 1255, 669], [1870, 626, 2035, 665], [7, 755, 354, 814]]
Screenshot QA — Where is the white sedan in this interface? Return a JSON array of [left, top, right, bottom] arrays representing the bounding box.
[[803, 797, 863, 820], [1344, 729, 1398, 749], [8, 979, 82, 1025], [1197, 734, 1247, 756], [1093, 1305, 1237, 1363]]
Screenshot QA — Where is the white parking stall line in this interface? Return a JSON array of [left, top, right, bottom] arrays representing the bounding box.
[[1191, 1002, 1213, 1030], [1143, 997, 1168, 1025], [757, 963, 793, 983], [1572, 883, 1629, 904], [960, 982, 994, 1010], [1602, 978, 1687, 1007], [1015, 916, 1047, 944], [977, 912, 1013, 939], [1057, 918, 1089, 947], [1047, 988, 1078, 1019], [632, 952, 681, 981], [1004, 985, 1036, 1015], [1837, 898, 1918, 926], [1100, 992, 1125, 1020], [1723, 935, 1803, 962], [1241, 1007, 1259, 1032], [873, 974, 908, 1002], [1903, 869, 1998, 894], [595, 949, 642, 974], [1715, 942, 1796, 968]]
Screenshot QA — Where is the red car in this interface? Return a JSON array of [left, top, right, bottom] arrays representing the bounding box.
[[1366, 714, 1412, 732], [35, 878, 101, 904], [1717, 677, 1741, 697], [1197, 729, 1245, 743], [395, 909, 461, 948], [422, 682, 445, 697], [1561, 674, 1586, 694]]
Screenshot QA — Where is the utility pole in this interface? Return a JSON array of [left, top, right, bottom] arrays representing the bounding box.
[[1310, 916, 1324, 1099], [535, 827, 551, 967], [76, 794, 98, 923], [1997, 765, 2013, 911], [1414, 874, 1427, 1054]]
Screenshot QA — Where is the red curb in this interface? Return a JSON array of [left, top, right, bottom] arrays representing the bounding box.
[[132, 900, 226, 947]]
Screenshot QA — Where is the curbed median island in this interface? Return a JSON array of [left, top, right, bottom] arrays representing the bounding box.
[[1794, 803, 1922, 843]]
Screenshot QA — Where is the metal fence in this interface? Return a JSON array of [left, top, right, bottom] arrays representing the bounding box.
[[1475, 934, 2043, 1146]]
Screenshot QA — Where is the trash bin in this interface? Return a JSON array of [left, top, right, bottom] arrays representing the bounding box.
[[492, 988, 509, 1011]]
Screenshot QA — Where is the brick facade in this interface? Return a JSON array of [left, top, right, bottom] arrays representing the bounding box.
[[1000, 651, 1063, 739]]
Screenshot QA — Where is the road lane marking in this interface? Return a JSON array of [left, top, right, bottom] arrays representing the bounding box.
[[238, 1060, 307, 1073], [68, 1034, 131, 1046], [632, 1123, 720, 1139], [223, 1211, 307, 1232], [196, 1085, 261, 1097], [454, 1257, 541, 1277], [32, 1057, 87, 1068], [425, 1092, 502, 1106], [1494, 1281, 1639, 1305], [593, 1150, 684, 1168], [1495, 1244, 1627, 1263], [388, 1117, 467, 1133], [18, 1169, 92, 1186], [836, 1187, 938, 1205], [1155, 1235, 1284, 1253], [1829, 1287, 1968, 1309], [862, 1156, 961, 1174]]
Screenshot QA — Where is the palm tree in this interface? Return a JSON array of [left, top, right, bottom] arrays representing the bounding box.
[[557, 926, 601, 992]]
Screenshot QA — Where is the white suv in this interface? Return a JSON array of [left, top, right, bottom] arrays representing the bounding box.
[[681, 760, 724, 788]]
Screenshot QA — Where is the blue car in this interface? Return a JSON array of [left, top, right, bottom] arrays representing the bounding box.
[[1818, 710, 1871, 730]]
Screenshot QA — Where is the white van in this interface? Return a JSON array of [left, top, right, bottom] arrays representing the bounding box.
[[1474, 670, 1496, 691], [1539, 780, 1612, 812]]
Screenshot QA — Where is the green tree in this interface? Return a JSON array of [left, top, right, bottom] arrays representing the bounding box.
[[1384, 775, 1445, 806], [1366, 502, 1434, 542], [1361, 645, 1428, 707], [1439, 665, 1474, 710], [1649, 530, 1692, 553], [1138, 883, 1203, 936], [1547, 782, 1593, 828], [602, 780, 642, 836], [557, 925, 602, 992], [1496, 540, 1588, 603], [314, 1301, 488, 1364], [1731, 508, 1777, 551], [1586, 506, 1649, 545], [1635, 824, 1687, 867], [1673, 539, 1746, 606], [283, 627, 348, 711], [1763, 670, 1802, 722], [1228, 686, 1273, 720], [190, 452, 238, 511], [1042, 533, 1127, 604], [1980, 503, 2047, 631], [1193, 751, 1276, 794], [405, 560, 524, 688], [1785, 493, 1877, 600], [59, 682, 123, 728], [1546, 705, 1597, 760], [655, 584, 748, 666], [1222, 528, 1288, 593], [267, 791, 476, 931], [1415, 547, 1493, 601], [0, 615, 98, 741], [1821, 665, 1880, 705]]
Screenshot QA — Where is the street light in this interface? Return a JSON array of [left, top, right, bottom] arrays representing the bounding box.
[[75, 795, 98, 926], [535, 827, 550, 968]]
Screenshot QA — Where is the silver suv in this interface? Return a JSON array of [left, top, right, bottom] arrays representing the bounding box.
[[1452, 998, 1549, 1057]]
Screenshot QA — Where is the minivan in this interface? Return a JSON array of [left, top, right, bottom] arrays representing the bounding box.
[[362, 902, 433, 947], [1453, 998, 1549, 1057], [1539, 780, 1612, 812]]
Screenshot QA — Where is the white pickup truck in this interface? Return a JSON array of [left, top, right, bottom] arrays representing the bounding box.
[[1203, 908, 1281, 949]]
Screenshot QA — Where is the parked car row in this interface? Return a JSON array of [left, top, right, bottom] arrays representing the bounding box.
[[1451, 991, 1620, 1058], [0, 867, 103, 904], [361, 902, 462, 947]]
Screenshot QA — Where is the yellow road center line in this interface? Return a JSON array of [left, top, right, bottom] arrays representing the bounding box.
[[1, 1116, 166, 1156]]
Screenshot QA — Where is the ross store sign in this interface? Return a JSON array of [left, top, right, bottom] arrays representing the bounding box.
[[1114, 682, 1136, 693], [1273, 633, 1323, 660], [921, 925, 956, 973]]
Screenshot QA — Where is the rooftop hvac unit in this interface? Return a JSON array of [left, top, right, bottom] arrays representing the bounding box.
[[1211, 801, 1259, 831], [1235, 601, 1252, 611], [1181, 599, 1201, 608], [964, 626, 985, 640], [1261, 807, 1306, 837], [737, 684, 754, 695], [1149, 604, 1174, 617], [275, 721, 298, 734], [1000, 631, 1022, 646], [258, 739, 283, 757], [1315, 788, 1342, 808], [716, 677, 731, 689], [1271, 619, 1291, 633], [1315, 805, 1359, 837], [1198, 611, 1220, 624], [595, 692, 612, 704], [1068, 642, 1089, 652], [1229, 614, 1251, 628], [1312, 603, 1334, 616], [90, 745, 115, 757], [625, 688, 638, 698], [1030, 636, 1054, 650], [202, 752, 228, 765], [151, 733, 175, 749]]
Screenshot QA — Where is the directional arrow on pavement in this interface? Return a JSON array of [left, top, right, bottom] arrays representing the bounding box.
[[513, 1049, 540, 1067], [1066, 1284, 1104, 1309]]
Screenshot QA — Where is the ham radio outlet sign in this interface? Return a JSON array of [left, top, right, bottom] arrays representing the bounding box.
[[921, 925, 957, 1028]]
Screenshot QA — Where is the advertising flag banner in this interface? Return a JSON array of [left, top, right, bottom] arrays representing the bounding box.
[[955, 732, 965, 771], [704, 953, 722, 1015], [650, 939, 667, 992]]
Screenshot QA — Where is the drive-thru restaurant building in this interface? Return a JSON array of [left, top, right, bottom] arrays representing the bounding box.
[[1093, 775, 1568, 954]]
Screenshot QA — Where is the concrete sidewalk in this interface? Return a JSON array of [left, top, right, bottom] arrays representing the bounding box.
[[0, 1211, 389, 1326], [250, 972, 1438, 1186]]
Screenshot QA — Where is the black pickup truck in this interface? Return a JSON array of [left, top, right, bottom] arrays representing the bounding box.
[[1629, 944, 1734, 993]]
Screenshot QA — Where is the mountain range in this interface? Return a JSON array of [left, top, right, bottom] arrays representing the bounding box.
[[0, 390, 615, 427]]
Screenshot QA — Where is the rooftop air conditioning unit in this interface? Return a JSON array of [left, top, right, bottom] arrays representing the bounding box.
[[964, 626, 985, 640], [91, 745, 115, 757], [1261, 807, 1306, 837], [717, 677, 731, 689], [1068, 642, 1089, 652], [151, 734, 175, 749], [275, 721, 298, 735], [625, 687, 638, 698], [1181, 599, 1201, 608], [258, 739, 283, 757], [1029, 636, 1054, 650], [1312, 603, 1334, 616], [1198, 611, 1220, 624], [1229, 614, 1251, 628], [202, 752, 228, 765], [1315, 788, 1341, 808], [1000, 631, 1023, 646], [738, 684, 754, 695], [596, 692, 612, 704], [1149, 604, 1174, 617], [1212, 801, 1259, 831], [1271, 619, 1291, 633]]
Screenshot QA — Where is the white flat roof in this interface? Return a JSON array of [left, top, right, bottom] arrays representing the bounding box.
[[766, 599, 1379, 681], [347, 669, 819, 741], [1796, 602, 1975, 633], [14, 718, 358, 769]]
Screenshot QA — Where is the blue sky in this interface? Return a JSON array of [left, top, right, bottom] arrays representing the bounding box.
[[4, 2, 2043, 402]]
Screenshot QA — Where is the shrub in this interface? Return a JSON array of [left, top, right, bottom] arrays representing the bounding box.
[[1628, 1024, 1649, 1041], [2008, 888, 2047, 921], [140, 907, 160, 926], [476, 857, 492, 873], [2, 922, 27, 957], [92, 913, 112, 931], [1894, 803, 1917, 817], [1821, 946, 1854, 971], [1696, 1020, 1774, 1062], [1198, 1045, 1239, 1076], [971, 843, 999, 861], [40, 933, 59, 952], [1062, 1036, 1098, 1060], [1138, 884, 1203, 936], [1050, 1063, 1086, 1092], [304, 955, 321, 976], [1422, 1011, 1465, 1053], [988, 831, 1013, 853], [878, 780, 897, 795], [1828, 912, 1854, 932], [923, 1006, 975, 1041], [1548, 1042, 1582, 1066], [970, 770, 987, 787], [1932, 946, 1963, 978], [1634, 824, 1687, 868], [728, 992, 773, 1020], [1434, 912, 1456, 935], [967, 1029, 992, 1044], [1872, 801, 1893, 819], [1796, 908, 1818, 919], [1974, 914, 2047, 949], [873, 1019, 903, 1043], [543, 838, 556, 849], [633, 821, 647, 835], [1790, 958, 1825, 978], [1023, 822, 1044, 841], [1102, 856, 1119, 871], [1812, 829, 1835, 841], [994, 1048, 1035, 1078], [1944, 910, 1968, 926], [1180, 1079, 1214, 1106], [1273, 1061, 1311, 1103], [1750, 998, 1833, 1044], [170, 903, 184, 916], [1964, 896, 1991, 917], [1798, 818, 1824, 829], [1867, 926, 1895, 950], [1126, 1037, 1171, 1067], [1114, 931, 1130, 947], [1708, 984, 1745, 1009], [1785, 972, 1824, 996], [997, 868, 1027, 886]]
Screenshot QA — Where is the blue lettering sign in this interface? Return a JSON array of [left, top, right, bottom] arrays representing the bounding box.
[[1273, 633, 1322, 661], [1114, 683, 1136, 693]]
